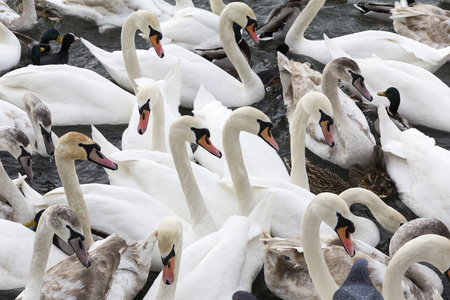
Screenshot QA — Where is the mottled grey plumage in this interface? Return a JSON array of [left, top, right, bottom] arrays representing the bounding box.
[[333, 258, 383, 300]]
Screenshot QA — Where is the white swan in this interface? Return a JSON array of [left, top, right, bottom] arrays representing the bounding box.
[[284, 0, 450, 72], [383, 234, 450, 300], [262, 193, 435, 300], [278, 52, 376, 168], [20, 127, 221, 271], [378, 105, 450, 229], [91, 115, 237, 227], [121, 63, 183, 152], [25, 131, 160, 299], [0, 218, 69, 290], [15, 205, 91, 300], [0, 64, 135, 126], [81, 3, 265, 108], [40, 0, 194, 32], [192, 84, 290, 181], [0, 0, 36, 31], [391, 3, 450, 49], [0, 92, 58, 157], [324, 36, 450, 132], [0, 21, 20, 73], [145, 197, 273, 300], [0, 127, 35, 224]]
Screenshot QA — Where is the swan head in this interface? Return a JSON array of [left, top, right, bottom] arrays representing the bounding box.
[[158, 216, 183, 286], [42, 205, 91, 268], [170, 116, 222, 158], [23, 92, 56, 156], [130, 11, 164, 58], [305, 193, 356, 256], [135, 81, 161, 135], [0, 126, 34, 181], [327, 58, 372, 101], [224, 106, 279, 151], [55, 132, 118, 170], [299, 92, 335, 147], [221, 2, 259, 44]]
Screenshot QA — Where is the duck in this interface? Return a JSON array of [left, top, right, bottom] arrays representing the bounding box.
[[278, 52, 376, 169], [374, 87, 411, 134], [353, 0, 415, 22], [0, 21, 20, 73], [0, 0, 36, 31], [257, 0, 303, 41], [192, 84, 290, 181], [14, 205, 91, 300], [262, 198, 439, 299], [0, 92, 58, 157], [0, 64, 135, 126], [383, 234, 450, 300], [333, 258, 383, 300], [0, 126, 35, 223], [391, 3, 450, 49], [324, 35, 450, 132], [81, 3, 265, 108], [38, 0, 194, 32], [13, 28, 62, 59], [18, 0, 62, 21], [144, 197, 273, 300], [284, 0, 450, 72], [30, 32, 79, 65], [378, 104, 450, 230]]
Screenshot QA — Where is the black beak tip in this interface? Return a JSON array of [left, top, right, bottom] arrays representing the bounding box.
[[138, 129, 144, 135]]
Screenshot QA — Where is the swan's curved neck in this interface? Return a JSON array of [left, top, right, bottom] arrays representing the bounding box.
[[0, 162, 34, 224], [285, 0, 325, 46], [122, 16, 142, 94], [223, 122, 257, 216], [15, 0, 37, 28], [321, 65, 350, 132], [55, 157, 94, 249], [169, 134, 216, 236], [302, 206, 338, 300], [219, 13, 263, 101], [384, 235, 450, 300], [210, 0, 226, 15], [289, 103, 309, 190], [151, 98, 167, 153], [22, 217, 54, 300]]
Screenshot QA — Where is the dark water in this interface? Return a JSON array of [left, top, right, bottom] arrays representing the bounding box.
[[1, 0, 450, 298]]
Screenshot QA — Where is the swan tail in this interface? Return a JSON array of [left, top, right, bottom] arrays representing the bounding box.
[[163, 60, 182, 108], [91, 125, 120, 156], [323, 33, 351, 59]]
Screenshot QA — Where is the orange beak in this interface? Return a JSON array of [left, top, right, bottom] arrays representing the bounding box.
[[336, 226, 355, 257], [246, 23, 259, 45], [162, 256, 176, 285], [320, 120, 335, 147], [197, 134, 222, 158], [150, 34, 164, 58], [259, 126, 279, 151], [137, 108, 150, 135]]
